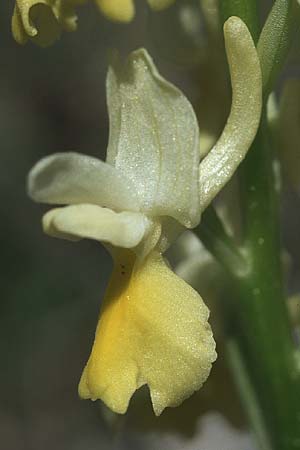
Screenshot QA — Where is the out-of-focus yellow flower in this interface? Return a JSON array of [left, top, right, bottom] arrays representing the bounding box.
[[98, 0, 175, 22], [12, 0, 175, 46], [12, 0, 86, 46], [28, 17, 261, 415]]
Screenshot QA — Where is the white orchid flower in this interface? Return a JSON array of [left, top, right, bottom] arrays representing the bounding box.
[[28, 16, 261, 416]]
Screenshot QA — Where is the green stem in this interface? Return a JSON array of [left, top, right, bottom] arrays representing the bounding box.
[[236, 112, 300, 450], [226, 339, 273, 450], [216, 1, 300, 449], [218, 0, 260, 42]]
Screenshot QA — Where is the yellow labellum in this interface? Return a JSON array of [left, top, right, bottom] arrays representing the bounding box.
[[79, 250, 216, 415]]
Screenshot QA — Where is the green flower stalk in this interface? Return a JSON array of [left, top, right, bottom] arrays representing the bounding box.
[[199, 0, 300, 448]]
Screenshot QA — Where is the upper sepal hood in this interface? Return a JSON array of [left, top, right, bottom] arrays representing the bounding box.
[[106, 49, 201, 228], [28, 48, 202, 234]]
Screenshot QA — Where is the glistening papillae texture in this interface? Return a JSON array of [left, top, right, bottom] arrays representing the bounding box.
[[43, 205, 151, 247], [257, 0, 295, 95], [107, 49, 201, 228], [26, 26, 262, 415], [199, 17, 262, 211], [79, 250, 216, 415], [28, 152, 140, 212]]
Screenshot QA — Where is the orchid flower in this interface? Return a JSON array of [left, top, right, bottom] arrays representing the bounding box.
[[12, 0, 175, 46], [27, 16, 262, 415]]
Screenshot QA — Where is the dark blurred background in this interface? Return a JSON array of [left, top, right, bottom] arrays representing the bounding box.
[[1, 1, 300, 449]]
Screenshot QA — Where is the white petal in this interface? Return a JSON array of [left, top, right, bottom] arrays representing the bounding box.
[[106, 48, 201, 228], [28, 152, 140, 211], [42, 204, 150, 247], [199, 17, 262, 211]]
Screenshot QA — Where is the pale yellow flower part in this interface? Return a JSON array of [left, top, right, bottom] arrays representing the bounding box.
[[12, 0, 86, 46], [79, 249, 216, 415], [27, 47, 215, 414], [12, 0, 175, 45], [43, 204, 150, 247], [199, 17, 262, 211], [95, 0, 135, 22], [97, 0, 175, 22]]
